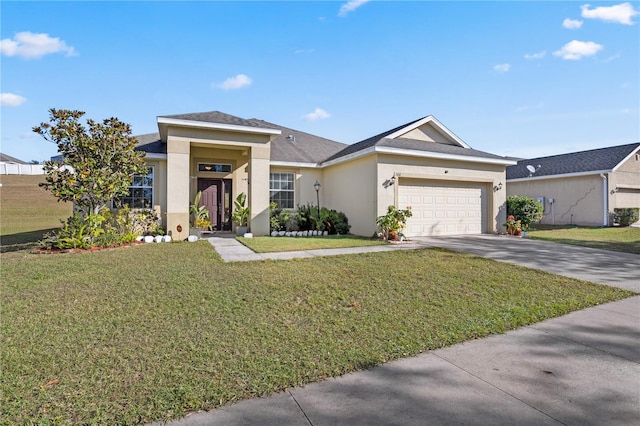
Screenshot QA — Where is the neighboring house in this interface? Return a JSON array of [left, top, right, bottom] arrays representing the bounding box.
[[0, 153, 28, 164], [132, 111, 515, 239], [506, 143, 640, 226], [0, 153, 45, 175]]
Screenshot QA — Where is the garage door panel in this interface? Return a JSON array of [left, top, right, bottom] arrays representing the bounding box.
[[399, 181, 485, 237]]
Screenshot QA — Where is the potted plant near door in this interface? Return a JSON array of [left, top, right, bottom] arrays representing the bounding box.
[[232, 192, 250, 236], [190, 191, 212, 236]]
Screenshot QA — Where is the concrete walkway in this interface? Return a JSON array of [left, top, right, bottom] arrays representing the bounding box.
[[161, 235, 639, 426]]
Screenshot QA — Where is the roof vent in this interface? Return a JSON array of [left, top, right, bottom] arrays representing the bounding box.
[[286, 134, 296, 142]]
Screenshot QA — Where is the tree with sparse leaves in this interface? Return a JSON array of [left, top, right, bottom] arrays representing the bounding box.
[[33, 109, 147, 216]]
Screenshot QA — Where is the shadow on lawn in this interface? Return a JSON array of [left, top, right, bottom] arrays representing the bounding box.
[[0, 228, 57, 253]]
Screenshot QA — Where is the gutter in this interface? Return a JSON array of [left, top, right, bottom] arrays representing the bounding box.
[[600, 173, 608, 226]]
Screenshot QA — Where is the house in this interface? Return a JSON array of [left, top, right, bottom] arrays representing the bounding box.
[[133, 111, 515, 240], [1, 153, 45, 175], [506, 143, 640, 226]]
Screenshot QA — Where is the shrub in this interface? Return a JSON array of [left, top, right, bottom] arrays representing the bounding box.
[[326, 209, 351, 235], [614, 208, 639, 227], [39, 214, 92, 250], [506, 196, 543, 231], [270, 203, 351, 234]]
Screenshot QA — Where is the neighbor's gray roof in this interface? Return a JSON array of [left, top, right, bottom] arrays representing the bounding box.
[[507, 142, 640, 180], [249, 119, 347, 163], [0, 153, 28, 164], [158, 111, 277, 130]]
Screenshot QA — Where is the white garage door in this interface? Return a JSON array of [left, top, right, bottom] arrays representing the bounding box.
[[398, 180, 485, 236]]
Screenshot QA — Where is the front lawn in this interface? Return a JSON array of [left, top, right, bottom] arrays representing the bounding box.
[[0, 175, 72, 252], [528, 225, 640, 254], [1, 242, 634, 424], [237, 235, 387, 253]]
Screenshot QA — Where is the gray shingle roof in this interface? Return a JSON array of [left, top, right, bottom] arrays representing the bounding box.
[[323, 117, 424, 162], [159, 111, 277, 130], [507, 142, 640, 180], [249, 119, 347, 163], [135, 133, 165, 154], [378, 138, 513, 161], [0, 153, 28, 164]]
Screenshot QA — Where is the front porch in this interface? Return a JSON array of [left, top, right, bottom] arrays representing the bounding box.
[[158, 114, 281, 240]]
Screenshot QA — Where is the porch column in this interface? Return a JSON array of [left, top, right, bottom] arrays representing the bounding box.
[[166, 138, 190, 240], [248, 145, 271, 236]]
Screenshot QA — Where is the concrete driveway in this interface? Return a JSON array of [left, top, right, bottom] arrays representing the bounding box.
[[412, 235, 640, 292]]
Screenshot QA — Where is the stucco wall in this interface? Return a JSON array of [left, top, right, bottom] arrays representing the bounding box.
[[323, 155, 377, 237], [609, 154, 640, 210], [377, 154, 506, 234], [507, 174, 606, 226]]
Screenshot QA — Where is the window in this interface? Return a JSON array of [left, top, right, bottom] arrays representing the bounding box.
[[198, 163, 232, 173], [270, 172, 294, 209], [114, 167, 154, 209]]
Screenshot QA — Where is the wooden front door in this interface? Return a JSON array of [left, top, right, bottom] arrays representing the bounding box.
[[197, 179, 232, 231]]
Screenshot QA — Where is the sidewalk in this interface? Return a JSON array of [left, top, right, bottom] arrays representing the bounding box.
[[206, 235, 422, 263], [159, 235, 640, 425]]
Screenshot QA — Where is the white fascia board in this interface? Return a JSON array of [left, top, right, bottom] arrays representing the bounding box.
[[143, 153, 167, 160], [319, 147, 377, 168], [270, 161, 320, 169], [386, 115, 471, 149], [612, 145, 640, 172], [374, 146, 517, 166], [507, 169, 612, 183], [157, 117, 281, 136]]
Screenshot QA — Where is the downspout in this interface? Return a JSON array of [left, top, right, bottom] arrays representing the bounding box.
[[600, 173, 608, 227]]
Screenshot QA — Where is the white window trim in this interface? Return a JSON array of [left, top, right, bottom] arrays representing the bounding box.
[[270, 172, 295, 209]]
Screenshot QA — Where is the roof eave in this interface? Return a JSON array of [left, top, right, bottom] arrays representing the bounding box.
[[507, 169, 613, 182], [157, 117, 282, 136], [270, 161, 320, 168], [612, 145, 640, 172], [375, 146, 516, 165], [386, 116, 471, 149]]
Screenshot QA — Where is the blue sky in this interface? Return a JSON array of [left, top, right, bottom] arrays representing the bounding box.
[[1, 1, 638, 162]]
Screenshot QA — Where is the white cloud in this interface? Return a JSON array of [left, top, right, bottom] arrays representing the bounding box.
[[338, 0, 370, 17], [216, 74, 252, 90], [493, 63, 511, 73], [294, 48, 315, 54], [562, 18, 583, 29], [553, 40, 603, 60], [303, 108, 331, 121], [0, 31, 76, 59], [581, 2, 638, 25], [0, 93, 27, 106], [524, 51, 546, 60]]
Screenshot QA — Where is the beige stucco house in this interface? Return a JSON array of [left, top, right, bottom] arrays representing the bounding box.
[[506, 143, 640, 226], [132, 111, 515, 240]]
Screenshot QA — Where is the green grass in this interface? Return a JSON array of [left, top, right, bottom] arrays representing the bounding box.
[[1, 242, 634, 424], [237, 235, 387, 253], [0, 175, 72, 252], [528, 225, 640, 254]]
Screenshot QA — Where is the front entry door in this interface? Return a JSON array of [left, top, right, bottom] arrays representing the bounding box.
[[197, 179, 232, 231]]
